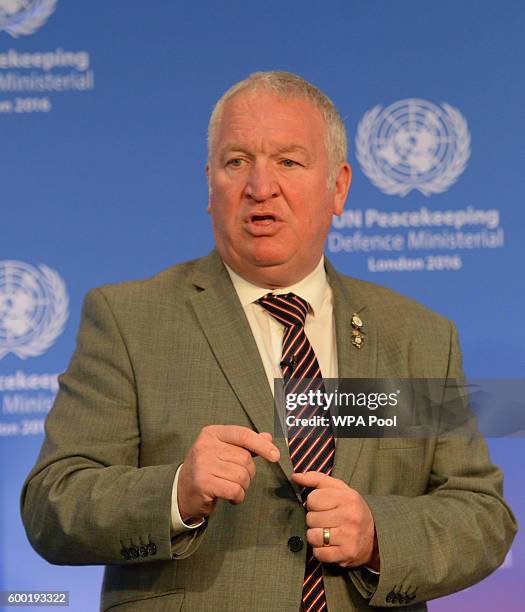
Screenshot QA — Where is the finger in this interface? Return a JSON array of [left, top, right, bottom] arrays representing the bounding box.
[[217, 445, 256, 479], [306, 509, 341, 529], [249, 432, 273, 460], [312, 546, 348, 565], [307, 527, 341, 548], [305, 488, 339, 512], [292, 471, 347, 490], [217, 426, 280, 462], [210, 475, 246, 505], [212, 462, 252, 492]]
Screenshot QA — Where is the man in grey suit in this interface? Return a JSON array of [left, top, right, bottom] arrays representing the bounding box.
[[22, 71, 516, 611]]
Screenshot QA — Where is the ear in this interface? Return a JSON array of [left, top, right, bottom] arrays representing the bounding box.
[[205, 162, 211, 213], [332, 162, 352, 216]]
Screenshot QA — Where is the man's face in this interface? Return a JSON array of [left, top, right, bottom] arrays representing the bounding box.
[[206, 90, 351, 287]]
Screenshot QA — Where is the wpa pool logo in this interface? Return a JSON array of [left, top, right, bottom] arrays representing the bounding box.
[[356, 99, 471, 197], [0, 0, 57, 38], [0, 260, 68, 360]]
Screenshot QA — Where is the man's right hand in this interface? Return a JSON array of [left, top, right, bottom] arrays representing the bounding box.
[[177, 425, 280, 523]]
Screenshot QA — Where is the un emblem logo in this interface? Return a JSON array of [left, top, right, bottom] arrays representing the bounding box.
[[356, 99, 471, 197], [0, 0, 57, 38], [0, 260, 68, 360]]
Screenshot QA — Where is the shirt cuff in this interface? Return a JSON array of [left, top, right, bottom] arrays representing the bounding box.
[[171, 464, 206, 535]]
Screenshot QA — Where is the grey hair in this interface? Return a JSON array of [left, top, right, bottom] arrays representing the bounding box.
[[207, 70, 348, 187]]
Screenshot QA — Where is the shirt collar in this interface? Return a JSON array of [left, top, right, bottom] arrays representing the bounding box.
[[225, 257, 328, 315]]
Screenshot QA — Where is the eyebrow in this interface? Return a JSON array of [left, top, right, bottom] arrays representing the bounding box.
[[274, 144, 310, 156], [221, 143, 312, 158]]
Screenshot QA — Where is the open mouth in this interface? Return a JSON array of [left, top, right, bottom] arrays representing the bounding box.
[[250, 214, 277, 225]]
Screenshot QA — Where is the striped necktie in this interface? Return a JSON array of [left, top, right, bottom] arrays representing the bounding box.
[[258, 292, 335, 612]]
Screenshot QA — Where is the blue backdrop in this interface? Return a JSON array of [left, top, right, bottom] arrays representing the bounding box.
[[1, 1, 524, 610]]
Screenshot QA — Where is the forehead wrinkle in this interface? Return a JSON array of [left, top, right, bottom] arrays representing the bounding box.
[[217, 135, 317, 163], [221, 142, 312, 154], [213, 93, 326, 162], [273, 144, 313, 158]]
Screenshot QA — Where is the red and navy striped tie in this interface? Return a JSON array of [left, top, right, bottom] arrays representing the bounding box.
[[258, 292, 335, 612]]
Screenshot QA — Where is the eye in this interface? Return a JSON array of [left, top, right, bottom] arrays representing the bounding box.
[[281, 159, 299, 168], [226, 158, 244, 168]]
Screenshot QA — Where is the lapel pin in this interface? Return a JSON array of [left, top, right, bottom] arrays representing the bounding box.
[[351, 313, 365, 349], [351, 314, 363, 329]]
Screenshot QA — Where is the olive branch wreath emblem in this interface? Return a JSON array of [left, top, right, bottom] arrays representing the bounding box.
[[0, 263, 68, 360], [0, 0, 58, 38], [356, 101, 471, 197]]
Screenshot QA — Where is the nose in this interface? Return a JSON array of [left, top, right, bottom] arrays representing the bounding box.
[[244, 162, 280, 202]]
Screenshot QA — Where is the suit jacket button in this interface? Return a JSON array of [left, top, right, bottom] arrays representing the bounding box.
[[120, 547, 131, 560], [139, 545, 149, 557], [129, 547, 139, 559], [288, 536, 304, 552], [147, 543, 157, 556]]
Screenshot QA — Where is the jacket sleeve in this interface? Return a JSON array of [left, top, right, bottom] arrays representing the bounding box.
[[20, 288, 207, 565], [350, 322, 517, 607]]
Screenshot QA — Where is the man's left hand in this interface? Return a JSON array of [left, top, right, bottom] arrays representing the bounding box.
[[291, 472, 380, 570]]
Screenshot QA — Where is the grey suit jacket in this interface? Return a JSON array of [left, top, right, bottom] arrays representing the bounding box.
[[21, 251, 516, 611]]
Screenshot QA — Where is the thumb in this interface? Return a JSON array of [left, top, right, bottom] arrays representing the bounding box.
[[292, 471, 346, 489]]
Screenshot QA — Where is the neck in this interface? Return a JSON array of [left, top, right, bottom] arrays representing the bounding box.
[[224, 258, 323, 289]]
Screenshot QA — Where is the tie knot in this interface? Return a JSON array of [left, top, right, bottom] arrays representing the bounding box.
[[258, 292, 309, 328]]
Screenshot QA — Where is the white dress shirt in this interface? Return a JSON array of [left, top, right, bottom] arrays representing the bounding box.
[[171, 257, 338, 535]]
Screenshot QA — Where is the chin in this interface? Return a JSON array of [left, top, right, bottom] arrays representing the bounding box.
[[250, 248, 291, 268], [246, 237, 290, 261]]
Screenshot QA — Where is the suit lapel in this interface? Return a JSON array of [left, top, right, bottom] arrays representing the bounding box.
[[188, 253, 379, 489], [325, 259, 378, 484], [189, 252, 295, 481]]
